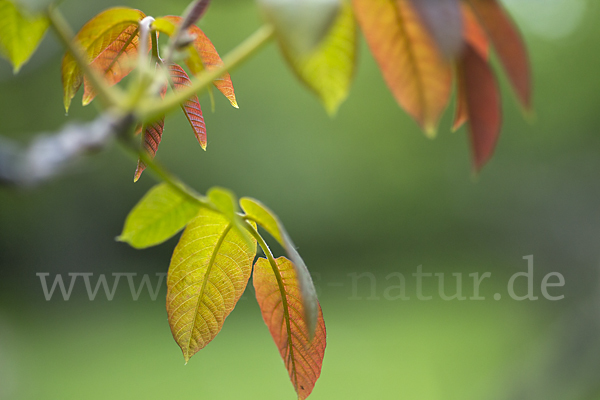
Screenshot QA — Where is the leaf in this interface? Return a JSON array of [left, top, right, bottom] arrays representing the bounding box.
[[457, 44, 501, 171], [353, 0, 452, 137], [153, 16, 238, 108], [258, 0, 341, 56], [0, 0, 48, 73], [117, 183, 201, 249], [281, 2, 357, 116], [240, 197, 319, 338], [253, 257, 326, 400], [166, 208, 257, 362], [61, 7, 146, 112], [168, 63, 207, 149], [134, 70, 168, 182], [465, 0, 531, 109], [207, 187, 253, 249], [82, 25, 142, 106], [407, 0, 463, 58]]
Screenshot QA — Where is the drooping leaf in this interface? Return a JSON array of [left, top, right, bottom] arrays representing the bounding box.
[[61, 7, 145, 112], [82, 25, 142, 106], [153, 16, 238, 108], [254, 256, 326, 400], [457, 44, 501, 171], [465, 0, 531, 109], [134, 71, 168, 181], [240, 197, 319, 338], [407, 0, 463, 58], [117, 183, 201, 249], [258, 0, 341, 56], [0, 0, 48, 73], [281, 2, 357, 116], [453, 4, 490, 131], [207, 187, 253, 249], [168, 63, 207, 149], [353, 0, 452, 136], [166, 208, 257, 363]]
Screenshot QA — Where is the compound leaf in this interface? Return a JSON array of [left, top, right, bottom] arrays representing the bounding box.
[[0, 0, 48, 73], [353, 0, 452, 137], [281, 2, 357, 116], [166, 208, 257, 363], [118, 183, 201, 249], [254, 256, 326, 400]]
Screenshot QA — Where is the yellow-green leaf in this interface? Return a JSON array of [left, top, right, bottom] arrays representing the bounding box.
[[208, 187, 253, 249], [281, 2, 357, 115], [117, 183, 201, 249], [240, 197, 319, 338], [166, 208, 257, 362], [61, 7, 145, 112], [0, 0, 48, 73]]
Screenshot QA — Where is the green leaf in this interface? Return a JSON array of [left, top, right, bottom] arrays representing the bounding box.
[[258, 0, 341, 56], [117, 183, 201, 249], [208, 187, 253, 249], [166, 208, 257, 362], [240, 197, 319, 338], [280, 2, 357, 115], [0, 0, 48, 73]]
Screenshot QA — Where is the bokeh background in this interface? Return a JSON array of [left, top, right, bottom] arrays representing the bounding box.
[[1, 0, 600, 399]]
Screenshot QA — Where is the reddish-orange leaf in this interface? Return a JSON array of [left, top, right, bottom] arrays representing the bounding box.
[[407, 0, 463, 58], [168, 63, 207, 150], [457, 44, 501, 171], [461, 3, 489, 59], [353, 0, 452, 136], [465, 0, 531, 109], [134, 74, 168, 182], [160, 16, 237, 108], [83, 25, 142, 106], [253, 257, 326, 400]]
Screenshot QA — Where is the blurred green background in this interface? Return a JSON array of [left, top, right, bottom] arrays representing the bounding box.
[[1, 0, 600, 399]]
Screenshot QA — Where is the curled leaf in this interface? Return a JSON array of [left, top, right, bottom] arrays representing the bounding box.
[[166, 208, 257, 363], [353, 0, 452, 136], [168, 63, 207, 149], [0, 0, 48, 73], [118, 183, 201, 249], [281, 2, 357, 116], [240, 197, 319, 338], [254, 257, 326, 400]]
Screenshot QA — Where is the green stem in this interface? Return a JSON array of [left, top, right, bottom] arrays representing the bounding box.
[[139, 24, 275, 120], [46, 6, 124, 109], [118, 138, 217, 212]]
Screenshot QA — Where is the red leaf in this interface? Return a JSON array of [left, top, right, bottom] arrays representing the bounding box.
[[457, 44, 501, 171], [83, 25, 143, 106], [465, 0, 531, 109], [407, 0, 463, 58], [253, 257, 326, 400], [168, 63, 207, 150]]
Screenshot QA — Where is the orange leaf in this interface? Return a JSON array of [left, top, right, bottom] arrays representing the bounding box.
[[353, 0, 452, 136], [168, 63, 207, 150], [82, 25, 142, 106], [61, 7, 146, 112], [158, 16, 238, 108], [465, 0, 531, 109], [407, 0, 463, 58], [253, 257, 326, 400], [457, 44, 501, 171]]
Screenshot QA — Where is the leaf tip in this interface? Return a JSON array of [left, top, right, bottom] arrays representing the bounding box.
[[424, 123, 437, 139]]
